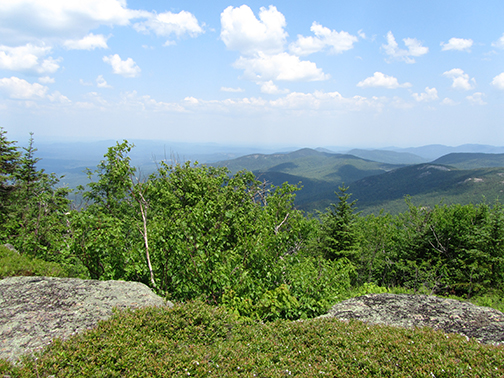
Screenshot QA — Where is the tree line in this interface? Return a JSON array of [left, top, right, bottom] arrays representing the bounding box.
[[2, 128, 503, 320]]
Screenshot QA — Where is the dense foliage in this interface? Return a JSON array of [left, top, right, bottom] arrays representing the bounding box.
[[356, 199, 504, 298], [1, 128, 504, 322]]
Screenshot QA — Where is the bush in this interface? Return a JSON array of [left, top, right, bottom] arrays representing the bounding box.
[[0, 244, 72, 279]]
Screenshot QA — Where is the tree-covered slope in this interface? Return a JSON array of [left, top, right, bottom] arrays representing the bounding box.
[[214, 148, 401, 182], [346, 149, 427, 165], [432, 152, 504, 169], [348, 164, 504, 214]]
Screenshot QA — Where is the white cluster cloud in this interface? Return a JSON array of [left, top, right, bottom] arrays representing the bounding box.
[[260, 80, 289, 94], [466, 92, 486, 105], [221, 87, 244, 93], [0, 76, 69, 103], [441, 97, 458, 106], [442, 68, 475, 90], [440, 37, 473, 52], [220, 5, 287, 55], [220, 5, 334, 86], [101, 89, 386, 116], [0, 76, 47, 99], [133, 10, 204, 44], [0, 0, 203, 78], [357, 72, 411, 89], [492, 33, 504, 49], [412, 87, 439, 102], [103, 54, 141, 78], [382, 31, 428, 63], [491, 73, 504, 89], [233, 52, 328, 82], [63, 33, 109, 50], [0, 0, 135, 44], [289, 22, 358, 56], [0, 44, 60, 74], [96, 75, 112, 88]]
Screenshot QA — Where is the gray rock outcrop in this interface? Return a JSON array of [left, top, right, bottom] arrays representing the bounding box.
[[321, 293, 504, 345], [0, 276, 173, 363]]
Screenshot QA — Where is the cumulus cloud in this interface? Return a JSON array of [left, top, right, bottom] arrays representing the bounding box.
[[491, 73, 504, 89], [289, 22, 358, 56], [63, 33, 109, 50], [442, 68, 475, 90], [492, 33, 504, 49], [103, 54, 141, 78], [357, 72, 411, 89], [221, 87, 244, 93], [412, 87, 439, 102], [466, 92, 486, 105], [268, 90, 385, 112], [0, 76, 71, 104], [220, 5, 328, 84], [0, 76, 47, 99], [177, 90, 386, 114], [259, 80, 289, 94], [440, 37, 473, 52], [0, 44, 60, 74], [233, 52, 329, 82], [0, 0, 137, 44], [441, 97, 458, 106], [38, 76, 55, 84], [96, 75, 112, 88], [133, 10, 204, 44], [382, 31, 428, 63], [220, 5, 287, 55], [0, 0, 203, 53]]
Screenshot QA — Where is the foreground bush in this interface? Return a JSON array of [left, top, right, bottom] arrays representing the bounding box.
[[0, 245, 72, 279], [1, 301, 503, 377]]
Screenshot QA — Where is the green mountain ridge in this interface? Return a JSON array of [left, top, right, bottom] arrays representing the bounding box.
[[214, 148, 402, 182], [432, 153, 504, 169], [215, 150, 504, 214]]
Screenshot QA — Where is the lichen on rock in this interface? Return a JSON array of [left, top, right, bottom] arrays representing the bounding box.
[[0, 276, 173, 363], [321, 293, 504, 345]]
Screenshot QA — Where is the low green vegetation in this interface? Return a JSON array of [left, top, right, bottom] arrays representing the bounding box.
[[1, 127, 504, 375], [0, 244, 72, 279], [2, 300, 503, 377]]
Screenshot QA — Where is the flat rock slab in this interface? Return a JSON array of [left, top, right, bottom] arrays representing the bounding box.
[[0, 276, 172, 363], [321, 293, 504, 345]]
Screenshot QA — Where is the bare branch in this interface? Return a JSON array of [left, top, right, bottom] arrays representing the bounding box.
[[274, 212, 289, 235]]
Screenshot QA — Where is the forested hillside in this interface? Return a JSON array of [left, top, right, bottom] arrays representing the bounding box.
[[215, 149, 504, 214]]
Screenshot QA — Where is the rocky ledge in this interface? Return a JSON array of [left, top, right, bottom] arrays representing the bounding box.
[[0, 276, 172, 363], [321, 293, 504, 345]]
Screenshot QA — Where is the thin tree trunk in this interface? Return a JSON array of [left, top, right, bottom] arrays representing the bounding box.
[[138, 191, 156, 287]]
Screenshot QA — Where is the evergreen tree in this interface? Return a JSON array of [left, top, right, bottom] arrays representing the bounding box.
[[317, 185, 360, 261], [1, 132, 71, 260], [0, 127, 20, 219]]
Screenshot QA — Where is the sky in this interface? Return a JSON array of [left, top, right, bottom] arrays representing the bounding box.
[[1, 0, 504, 148]]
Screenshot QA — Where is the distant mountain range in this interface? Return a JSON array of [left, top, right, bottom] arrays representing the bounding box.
[[31, 140, 504, 215], [212, 147, 504, 214]]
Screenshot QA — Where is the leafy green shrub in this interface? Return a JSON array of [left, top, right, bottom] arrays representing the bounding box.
[[222, 284, 300, 321], [0, 245, 73, 279], [71, 142, 317, 321], [286, 255, 356, 318]]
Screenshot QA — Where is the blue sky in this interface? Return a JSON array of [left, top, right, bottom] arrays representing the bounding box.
[[1, 0, 504, 148]]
